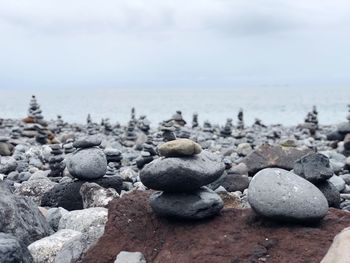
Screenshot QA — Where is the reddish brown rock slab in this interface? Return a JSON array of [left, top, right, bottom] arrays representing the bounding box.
[[79, 190, 350, 263]]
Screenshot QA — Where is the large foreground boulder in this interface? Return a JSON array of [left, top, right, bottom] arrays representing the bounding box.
[[78, 191, 350, 263], [0, 183, 51, 246], [41, 176, 123, 211], [248, 168, 328, 222], [241, 144, 311, 176]]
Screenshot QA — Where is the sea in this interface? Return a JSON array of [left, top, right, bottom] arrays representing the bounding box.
[[1, 86, 349, 127]]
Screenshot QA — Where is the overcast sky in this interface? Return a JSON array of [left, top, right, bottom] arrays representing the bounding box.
[[1, 0, 350, 89]]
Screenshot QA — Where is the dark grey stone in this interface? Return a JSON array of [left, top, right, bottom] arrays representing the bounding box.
[[150, 187, 223, 219], [0, 183, 51, 246], [0, 233, 33, 263], [67, 148, 107, 180], [140, 151, 225, 192], [208, 172, 249, 192], [41, 176, 123, 211], [316, 181, 340, 208], [248, 168, 328, 222], [293, 153, 333, 183]]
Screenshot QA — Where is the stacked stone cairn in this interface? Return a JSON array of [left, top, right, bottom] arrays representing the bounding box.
[[105, 163, 118, 176], [136, 135, 157, 169], [122, 120, 138, 147], [63, 139, 75, 154], [220, 118, 233, 137], [86, 114, 97, 135], [160, 121, 176, 142], [27, 95, 45, 125], [48, 144, 66, 177], [140, 139, 225, 219], [10, 127, 21, 140], [102, 118, 113, 135], [67, 136, 107, 180], [55, 115, 64, 133], [203, 120, 214, 133], [293, 152, 340, 208], [137, 115, 151, 134], [192, 113, 199, 128], [168, 111, 187, 126], [34, 124, 48, 144], [237, 108, 244, 130], [104, 148, 123, 170], [303, 106, 319, 136]]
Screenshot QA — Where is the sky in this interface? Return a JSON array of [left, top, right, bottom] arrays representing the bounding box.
[[1, 0, 350, 89]]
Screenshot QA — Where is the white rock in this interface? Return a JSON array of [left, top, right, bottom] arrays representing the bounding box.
[[28, 229, 84, 263], [80, 182, 119, 208], [58, 207, 108, 250], [114, 251, 147, 263]]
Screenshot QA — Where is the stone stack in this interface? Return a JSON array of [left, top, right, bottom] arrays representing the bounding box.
[[122, 121, 138, 147], [49, 144, 66, 177], [104, 148, 123, 169], [169, 111, 186, 126], [63, 139, 75, 154], [347, 104, 350, 122], [34, 124, 48, 144], [27, 95, 45, 124], [102, 118, 113, 135], [294, 152, 340, 208], [160, 121, 176, 142], [237, 109, 244, 130], [203, 120, 214, 133], [192, 113, 199, 128], [55, 115, 64, 133], [220, 118, 233, 137], [131, 107, 136, 122], [136, 135, 157, 169], [304, 106, 319, 136], [67, 136, 107, 180], [140, 139, 225, 219], [86, 114, 97, 135], [105, 163, 118, 176], [11, 127, 21, 140], [137, 115, 151, 134]]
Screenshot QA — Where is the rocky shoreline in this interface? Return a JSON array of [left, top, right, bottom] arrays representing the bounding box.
[[1, 96, 350, 262]]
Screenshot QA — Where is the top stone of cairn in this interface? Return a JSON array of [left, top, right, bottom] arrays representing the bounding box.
[[158, 139, 202, 157]]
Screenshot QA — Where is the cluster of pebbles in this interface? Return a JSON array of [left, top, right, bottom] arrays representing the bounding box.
[[1, 95, 350, 262]]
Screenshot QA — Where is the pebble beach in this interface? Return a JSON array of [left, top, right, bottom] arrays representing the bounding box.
[[1, 95, 350, 263]]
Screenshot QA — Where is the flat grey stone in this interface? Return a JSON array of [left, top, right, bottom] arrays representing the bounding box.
[[140, 151, 224, 192]]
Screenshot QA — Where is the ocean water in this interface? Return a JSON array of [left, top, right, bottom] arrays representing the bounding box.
[[1, 86, 349, 126]]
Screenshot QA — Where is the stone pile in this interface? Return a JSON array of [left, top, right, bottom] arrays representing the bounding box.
[[104, 148, 123, 169], [294, 152, 340, 208], [67, 136, 107, 180], [56, 115, 64, 132], [303, 106, 319, 135], [27, 95, 45, 124], [63, 139, 75, 154], [160, 121, 176, 142], [34, 124, 48, 144], [203, 120, 214, 133], [237, 109, 244, 130], [140, 139, 225, 219], [102, 118, 113, 135], [122, 121, 138, 147], [192, 113, 199, 128], [49, 144, 66, 177], [168, 111, 186, 126], [137, 115, 151, 134], [220, 118, 233, 137], [136, 135, 157, 169]]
